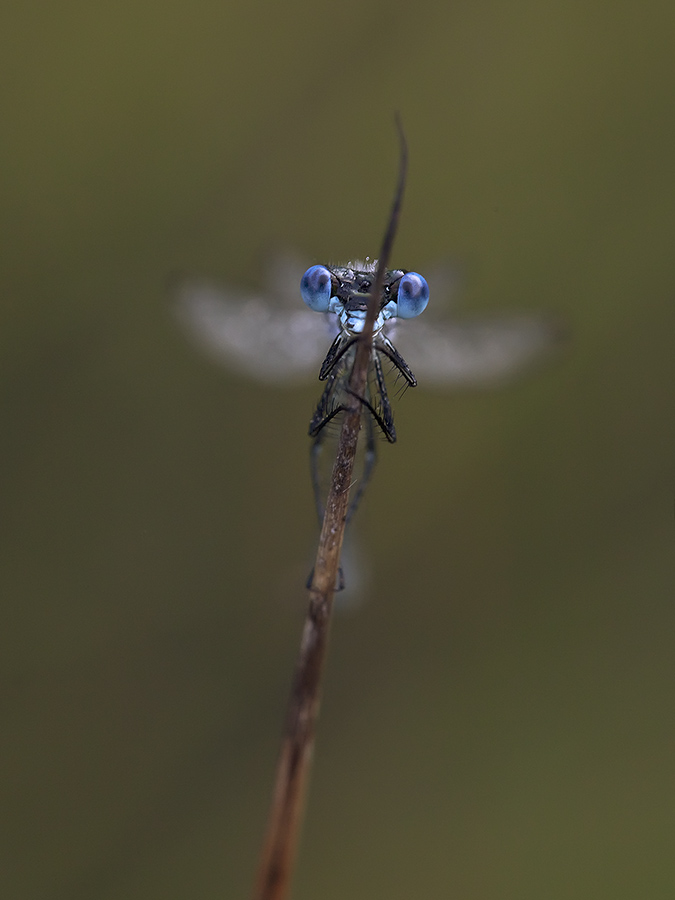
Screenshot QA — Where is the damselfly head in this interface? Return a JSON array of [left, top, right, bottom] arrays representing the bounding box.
[[300, 263, 429, 323]]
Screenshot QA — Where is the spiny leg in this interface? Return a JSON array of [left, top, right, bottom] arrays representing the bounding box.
[[371, 350, 397, 442], [377, 333, 417, 386]]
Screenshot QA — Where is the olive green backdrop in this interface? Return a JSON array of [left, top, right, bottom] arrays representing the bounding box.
[[2, 2, 674, 898]]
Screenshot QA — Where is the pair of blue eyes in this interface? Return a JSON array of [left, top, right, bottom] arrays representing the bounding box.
[[300, 265, 429, 319]]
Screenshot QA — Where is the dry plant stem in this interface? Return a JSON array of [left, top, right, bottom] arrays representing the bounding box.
[[252, 125, 408, 900]]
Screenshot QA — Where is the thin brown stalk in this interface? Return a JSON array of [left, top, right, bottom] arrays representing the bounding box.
[[252, 121, 408, 900]]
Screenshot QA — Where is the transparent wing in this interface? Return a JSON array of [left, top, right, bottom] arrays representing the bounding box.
[[386, 313, 563, 386], [174, 277, 338, 385]]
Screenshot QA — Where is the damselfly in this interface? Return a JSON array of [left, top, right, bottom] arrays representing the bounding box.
[[176, 253, 560, 527]]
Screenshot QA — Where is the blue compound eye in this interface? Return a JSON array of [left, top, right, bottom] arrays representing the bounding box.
[[301, 265, 332, 312], [396, 272, 429, 319]]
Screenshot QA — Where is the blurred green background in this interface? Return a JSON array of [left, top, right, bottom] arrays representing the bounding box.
[[2, 1, 675, 898]]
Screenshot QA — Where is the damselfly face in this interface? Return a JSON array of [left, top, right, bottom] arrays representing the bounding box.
[[299, 260, 429, 444], [175, 252, 561, 390]]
